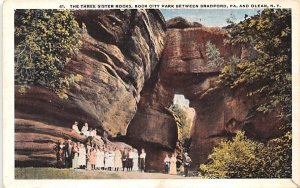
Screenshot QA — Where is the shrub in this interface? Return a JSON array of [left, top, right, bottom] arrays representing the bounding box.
[[199, 131, 291, 178]]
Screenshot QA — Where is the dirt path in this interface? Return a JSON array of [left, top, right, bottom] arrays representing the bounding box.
[[15, 168, 198, 179]]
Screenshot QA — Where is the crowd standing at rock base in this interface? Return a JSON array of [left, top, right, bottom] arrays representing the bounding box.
[[54, 121, 192, 176]]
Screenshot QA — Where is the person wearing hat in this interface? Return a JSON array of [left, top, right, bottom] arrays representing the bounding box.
[[183, 152, 192, 177]]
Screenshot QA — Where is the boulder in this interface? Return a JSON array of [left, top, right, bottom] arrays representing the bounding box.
[[166, 17, 203, 29]]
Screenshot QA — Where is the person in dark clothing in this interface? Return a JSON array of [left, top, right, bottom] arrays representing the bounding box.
[[127, 148, 134, 171], [176, 155, 182, 169], [64, 139, 73, 168], [183, 152, 192, 177], [122, 148, 129, 171], [139, 148, 146, 172], [164, 154, 170, 174], [54, 140, 66, 168]]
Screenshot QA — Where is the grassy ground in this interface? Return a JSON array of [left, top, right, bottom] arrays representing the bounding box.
[[15, 168, 194, 179]]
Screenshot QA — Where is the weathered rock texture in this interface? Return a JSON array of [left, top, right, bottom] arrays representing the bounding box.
[[126, 27, 283, 170], [15, 10, 283, 171], [15, 9, 166, 167], [15, 119, 130, 167]]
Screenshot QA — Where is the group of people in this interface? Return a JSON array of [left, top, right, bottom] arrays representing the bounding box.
[[163, 152, 192, 177], [54, 121, 147, 172], [54, 138, 147, 172], [72, 121, 101, 140], [54, 121, 192, 176]]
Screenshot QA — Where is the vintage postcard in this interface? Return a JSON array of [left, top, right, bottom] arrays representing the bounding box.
[[3, 0, 300, 187]]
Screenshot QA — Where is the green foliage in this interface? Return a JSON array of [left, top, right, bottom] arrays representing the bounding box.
[[206, 41, 224, 67], [15, 10, 85, 98], [199, 131, 291, 178], [201, 9, 292, 179], [219, 9, 291, 131], [169, 104, 191, 151]]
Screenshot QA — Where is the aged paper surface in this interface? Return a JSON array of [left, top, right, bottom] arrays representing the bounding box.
[[3, 0, 300, 187]]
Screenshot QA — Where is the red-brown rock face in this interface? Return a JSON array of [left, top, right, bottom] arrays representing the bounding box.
[[15, 9, 166, 167], [15, 11, 283, 171], [126, 27, 283, 171]]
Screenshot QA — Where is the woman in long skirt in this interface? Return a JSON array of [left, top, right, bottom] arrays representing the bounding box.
[[104, 148, 110, 170], [86, 144, 92, 170], [109, 148, 115, 171], [89, 147, 97, 170], [114, 148, 122, 171], [72, 142, 79, 169], [169, 153, 177, 175], [78, 143, 86, 169], [95, 146, 105, 170], [132, 149, 139, 171]]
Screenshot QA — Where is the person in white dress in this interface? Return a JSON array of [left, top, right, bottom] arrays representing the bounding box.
[[71, 142, 79, 169], [169, 153, 177, 175], [104, 147, 115, 171], [132, 149, 139, 171], [104, 149, 110, 170], [109, 148, 115, 171], [72, 121, 81, 134], [114, 148, 122, 171], [95, 146, 105, 170], [81, 123, 89, 137], [78, 143, 86, 169]]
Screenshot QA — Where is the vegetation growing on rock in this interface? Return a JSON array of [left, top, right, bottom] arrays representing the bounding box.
[[15, 10, 85, 98], [220, 9, 291, 131], [168, 104, 192, 152], [201, 9, 292, 178]]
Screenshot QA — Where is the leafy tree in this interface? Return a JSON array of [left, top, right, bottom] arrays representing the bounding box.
[[15, 9, 85, 98], [199, 131, 291, 178], [201, 9, 292, 179], [219, 9, 291, 131]]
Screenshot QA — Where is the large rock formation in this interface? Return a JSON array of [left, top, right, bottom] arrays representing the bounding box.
[[126, 26, 283, 170], [15, 10, 283, 171], [15, 9, 166, 167]]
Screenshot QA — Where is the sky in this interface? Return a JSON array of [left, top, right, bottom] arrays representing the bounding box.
[[173, 94, 190, 107], [161, 9, 261, 27]]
